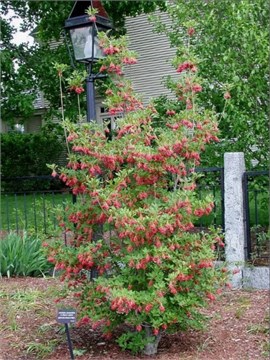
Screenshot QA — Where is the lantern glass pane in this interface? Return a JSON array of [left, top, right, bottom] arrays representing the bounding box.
[[70, 26, 104, 61]]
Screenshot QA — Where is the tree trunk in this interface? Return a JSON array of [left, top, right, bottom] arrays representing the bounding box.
[[143, 325, 162, 356]]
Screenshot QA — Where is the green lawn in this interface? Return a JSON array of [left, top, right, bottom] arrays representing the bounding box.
[[1, 191, 72, 234]]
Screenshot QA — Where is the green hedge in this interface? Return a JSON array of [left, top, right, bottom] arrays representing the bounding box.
[[1, 123, 65, 191]]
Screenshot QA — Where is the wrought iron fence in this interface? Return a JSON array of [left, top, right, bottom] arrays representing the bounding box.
[[1, 169, 224, 236], [195, 167, 224, 232], [243, 170, 269, 263], [1, 176, 74, 235], [2, 170, 268, 265]]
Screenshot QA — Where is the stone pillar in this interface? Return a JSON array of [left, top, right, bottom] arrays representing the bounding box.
[[224, 152, 246, 288]]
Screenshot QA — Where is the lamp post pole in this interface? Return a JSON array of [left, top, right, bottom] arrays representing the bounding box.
[[86, 69, 107, 122], [86, 24, 97, 122], [86, 70, 96, 122]]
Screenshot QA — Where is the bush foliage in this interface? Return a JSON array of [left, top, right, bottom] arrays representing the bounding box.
[[44, 20, 228, 355]]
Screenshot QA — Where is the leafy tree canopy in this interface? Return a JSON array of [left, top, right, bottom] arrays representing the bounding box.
[[151, 0, 269, 169]]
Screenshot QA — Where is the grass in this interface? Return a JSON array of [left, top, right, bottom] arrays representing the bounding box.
[[26, 339, 60, 359], [195, 188, 269, 228], [247, 316, 270, 357], [248, 191, 269, 227], [247, 323, 269, 335], [234, 295, 251, 319], [0, 288, 46, 333], [262, 341, 270, 357], [2, 287, 48, 309]]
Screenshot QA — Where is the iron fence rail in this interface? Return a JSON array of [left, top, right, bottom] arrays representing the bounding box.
[[1, 190, 72, 234], [1, 176, 73, 235], [1, 170, 224, 235], [195, 167, 225, 232], [1, 169, 268, 263], [243, 170, 269, 261]]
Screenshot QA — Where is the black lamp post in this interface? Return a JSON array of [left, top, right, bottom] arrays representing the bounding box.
[[65, 0, 112, 122]]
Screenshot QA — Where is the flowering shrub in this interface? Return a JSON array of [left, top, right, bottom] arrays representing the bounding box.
[[45, 15, 228, 355]]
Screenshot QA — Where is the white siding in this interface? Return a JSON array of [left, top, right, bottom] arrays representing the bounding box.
[[33, 91, 48, 110], [49, 38, 63, 50], [124, 12, 177, 104]]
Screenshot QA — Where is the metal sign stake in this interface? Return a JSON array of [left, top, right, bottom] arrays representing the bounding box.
[[65, 323, 75, 360], [57, 309, 77, 360]]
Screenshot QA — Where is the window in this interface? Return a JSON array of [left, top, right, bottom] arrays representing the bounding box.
[[99, 107, 122, 139], [7, 116, 42, 134], [13, 124, 25, 133]]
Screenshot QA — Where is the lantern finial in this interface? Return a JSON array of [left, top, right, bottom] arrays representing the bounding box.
[[69, 0, 109, 19]]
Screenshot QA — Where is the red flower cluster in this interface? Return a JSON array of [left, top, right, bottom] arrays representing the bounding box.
[[129, 254, 164, 270], [181, 119, 193, 128], [206, 292, 216, 301], [187, 27, 195, 36], [224, 91, 231, 99], [88, 165, 102, 176], [144, 303, 153, 313], [77, 253, 94, 269], [110, 297, 137, 314], [198, 260, 214, 269], [103, 45, 120, 55], [67, 133, 79, 142], [122, 57, 138, 65], [192, 84, 202, 93], [166, 109, 176, 116], [194, 204, 213, 217], [176, 273, 193, 282], [177, 61, 197, 73], [69, 86, 84, 94], [88, 15, 96, 22], [169, 283, 177, 294]]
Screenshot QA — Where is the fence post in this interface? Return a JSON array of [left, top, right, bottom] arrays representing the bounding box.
[[224, 152, 246, 288]]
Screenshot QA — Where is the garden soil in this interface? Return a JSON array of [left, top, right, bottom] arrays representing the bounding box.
[[0, 277, 269, 360]]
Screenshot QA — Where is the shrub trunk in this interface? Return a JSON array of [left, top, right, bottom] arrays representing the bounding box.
[[143, 325, 162, 356]]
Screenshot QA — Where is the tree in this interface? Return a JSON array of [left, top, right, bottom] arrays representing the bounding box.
[[1, 14, 38, 125], [44, 23, 227, 356], [150, 0, 269, 169]]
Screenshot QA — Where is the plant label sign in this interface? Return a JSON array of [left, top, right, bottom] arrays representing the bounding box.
[[57, 309, 77, 324]]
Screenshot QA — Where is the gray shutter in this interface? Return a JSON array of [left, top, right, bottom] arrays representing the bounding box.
[[25, 116, 42, 133]]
